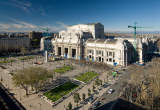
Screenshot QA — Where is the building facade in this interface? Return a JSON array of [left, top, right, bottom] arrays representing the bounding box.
[[0, 37, 30, 53], [41, 23, 157, 66]]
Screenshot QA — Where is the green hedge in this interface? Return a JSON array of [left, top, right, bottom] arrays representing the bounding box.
[[44, 82, 78, 102], [75, 71, 99, 83], [54, 65, 73, 74]]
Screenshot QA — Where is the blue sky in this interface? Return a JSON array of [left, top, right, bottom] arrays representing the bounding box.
[[0, 0, 160, 32]]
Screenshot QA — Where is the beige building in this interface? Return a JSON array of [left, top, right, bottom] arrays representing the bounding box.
[[41, 23, 157, 66], [0, 37, 30, 52]]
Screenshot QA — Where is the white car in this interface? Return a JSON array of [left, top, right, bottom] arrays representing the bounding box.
[[107, 88, 114, 94]]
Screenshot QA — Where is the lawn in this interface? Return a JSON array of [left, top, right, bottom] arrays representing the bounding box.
[[75, 71, 99, 83], [54, 65, 73, 74], [0, 59, 16, 64], [44, 81, 78, 102], [19, 56, 34, 61]]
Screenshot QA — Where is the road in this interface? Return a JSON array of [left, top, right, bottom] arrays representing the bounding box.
[[91, 68, 131, 110]]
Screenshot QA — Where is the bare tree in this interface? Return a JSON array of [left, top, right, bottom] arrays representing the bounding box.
[[12, 67, 53, 95]]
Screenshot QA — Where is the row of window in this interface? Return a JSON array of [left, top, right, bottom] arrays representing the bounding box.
[[88, 55, 115, 63], [88, 49, 115, 57], [87, 50, 94, 54], [96, 50, 104, 56], [106, 58, 115, 62]]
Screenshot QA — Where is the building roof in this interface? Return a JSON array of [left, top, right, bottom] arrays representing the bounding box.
[[86, 38, 118, 44], [105, 39, 118, 44], [86, 39, 96, 43], [96, 39, 106, 43]]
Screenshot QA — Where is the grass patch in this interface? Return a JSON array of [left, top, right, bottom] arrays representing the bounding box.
[[75, 71, 99, 83], [0, 59, 16, 64], [19, 56, 34, 61], [44, 81, 78, 102], [54, 65, 73, 74]]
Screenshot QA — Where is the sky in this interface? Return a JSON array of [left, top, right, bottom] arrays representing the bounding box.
[[0, 0, 160, 32]]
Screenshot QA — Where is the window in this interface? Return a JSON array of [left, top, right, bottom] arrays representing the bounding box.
[[109, 58, 112, 62], [106, 59, 108, 61], [113, 60, 115, 62], [107, 52, 108, 57], [113, 52, 115, 58], [99, 51, 101, 54], [109, 52, 112, 56], [92, 50, 94, 54], [96, 50, 99, 55], [102, 51, 104, 56], [87, 49, 93, 54]]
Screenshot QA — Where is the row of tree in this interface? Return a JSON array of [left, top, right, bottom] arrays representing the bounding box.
[[121, 58, 160, 110], [66, 78, 103, 110], [12, 67, 53, 95]]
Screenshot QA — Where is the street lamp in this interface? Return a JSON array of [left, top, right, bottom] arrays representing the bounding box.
[[38, 103, 41, 110]]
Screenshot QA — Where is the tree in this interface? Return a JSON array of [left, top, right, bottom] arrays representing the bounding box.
[[67, 102, 72, 110], [92, 85, 96, 93], [82, 93, 86, 101], [12, 72, 29, 95], [20, 47, 27, 56], [95, 78, 102, 87], [12, 67, 53, 95], [121, 58, 160, 110], [73, 93, 81, 107], [88, 88, 91, 97]]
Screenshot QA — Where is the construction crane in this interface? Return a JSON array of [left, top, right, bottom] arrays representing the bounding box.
[[40, 27, 50, 37], [128, 22, 144, 49], [41, 27, 49, 33]]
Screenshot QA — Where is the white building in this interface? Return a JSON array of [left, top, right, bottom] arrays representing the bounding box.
[[41, 23, 156, 66]]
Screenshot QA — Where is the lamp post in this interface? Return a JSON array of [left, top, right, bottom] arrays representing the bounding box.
[[39, 103, 41, 110]]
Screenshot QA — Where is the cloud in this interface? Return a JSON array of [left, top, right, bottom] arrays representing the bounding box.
[[0, 19, 67, 32], [1, 0, 48, 16], [44, 22, 68, 32], [0, 20, 38, 32], [11, 0, 32, 12], [0, 0, 32, 13]]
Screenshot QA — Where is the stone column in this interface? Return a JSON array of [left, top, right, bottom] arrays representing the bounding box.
[[61, 46, 64, 57], [125, 50, 128, 66], [68, 46, 71, 58], [139, 49, 143, 64], [104, 49, 106, 63], [45, 51, 48, 63], [55, 45, 58, 56], [94, 48, 96, 62], [76, 47, 79, 59], [79, 46, 81, 60], [122, 49, 124, 66]]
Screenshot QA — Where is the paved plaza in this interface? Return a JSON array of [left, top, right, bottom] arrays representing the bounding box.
[[0, 55, 126, 110]]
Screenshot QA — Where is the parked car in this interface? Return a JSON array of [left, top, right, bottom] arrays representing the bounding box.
[[93, 101, 101, 108], [102, 83, 110, 88], [107, 88, 114, 94], [88, 97, 94, 104]]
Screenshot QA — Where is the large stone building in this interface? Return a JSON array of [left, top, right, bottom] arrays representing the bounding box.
[[0, 37, 30, 53], [41, 23, 157, 66]]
